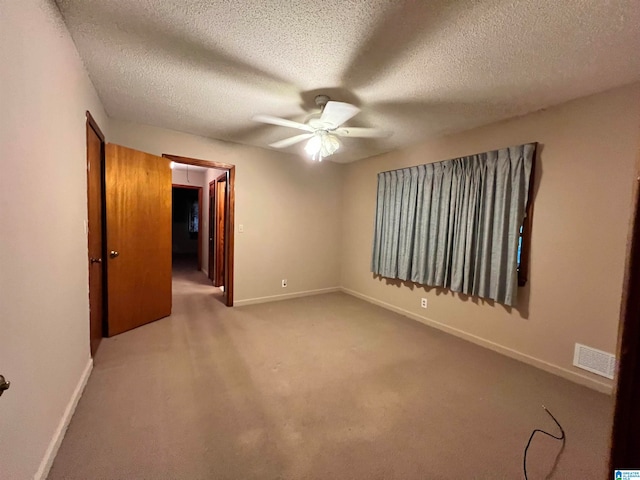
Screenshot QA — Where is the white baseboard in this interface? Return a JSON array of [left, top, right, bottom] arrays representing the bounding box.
[[341, 287, 613, 395], [234, 287, 341, 307], [35, 358, 93, 480]]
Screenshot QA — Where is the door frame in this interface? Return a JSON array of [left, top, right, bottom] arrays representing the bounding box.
[[172, 183, 203, 271], [163, 154, 235, 307], [208, 179, 215, 283], [609, 154, 640, 469], [212, 173, 227, 288], [85, 111, 107, 351]]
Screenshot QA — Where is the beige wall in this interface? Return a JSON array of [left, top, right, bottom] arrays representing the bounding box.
[[109, 121, 344, 303], [0, 0, 109, 478], [341, 83, 640, 392]]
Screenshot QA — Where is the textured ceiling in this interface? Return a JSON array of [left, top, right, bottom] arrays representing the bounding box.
[[56, 0, 640, 163]]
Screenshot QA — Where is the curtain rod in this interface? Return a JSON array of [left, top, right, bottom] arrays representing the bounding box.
[[376, 142, 538, 175]]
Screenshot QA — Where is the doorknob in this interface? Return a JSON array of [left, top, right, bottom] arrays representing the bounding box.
[[90, 257, 102, 264], [109, 250, 120, 259], [0, 375, 10, 397]]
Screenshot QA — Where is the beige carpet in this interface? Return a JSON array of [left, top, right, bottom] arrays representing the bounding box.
[[48, 267, 612, 479]]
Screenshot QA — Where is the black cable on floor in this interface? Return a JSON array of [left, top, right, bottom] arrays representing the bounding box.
[[523, 405, 566, 480]]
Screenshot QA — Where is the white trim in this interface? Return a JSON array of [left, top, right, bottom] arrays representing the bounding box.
[[340, 288, 613, 395], [35, 358, 93, 480], [234, 287, 341, 307]]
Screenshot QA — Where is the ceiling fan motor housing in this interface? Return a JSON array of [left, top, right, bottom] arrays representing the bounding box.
[[314, 94, 331, 110]]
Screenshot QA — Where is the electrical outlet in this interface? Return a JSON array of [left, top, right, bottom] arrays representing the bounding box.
[[421, 298, 428, 309], [282, 279, 287, 288]]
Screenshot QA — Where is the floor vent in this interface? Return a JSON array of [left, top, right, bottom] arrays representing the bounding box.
[[573, 343, 616, 380]]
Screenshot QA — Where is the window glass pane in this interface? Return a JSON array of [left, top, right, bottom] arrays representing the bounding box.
[[189, 201, 199, 233], [517, 225, 523, 267]]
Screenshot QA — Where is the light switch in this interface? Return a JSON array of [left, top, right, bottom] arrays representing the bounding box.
[[239, 224, 244, 233]]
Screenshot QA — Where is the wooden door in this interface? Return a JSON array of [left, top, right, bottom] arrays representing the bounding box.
[[214, 174, 227, 287], [86, 117, 104, 356], [208, 180, 215, 282], [106, 144, 172, 336]]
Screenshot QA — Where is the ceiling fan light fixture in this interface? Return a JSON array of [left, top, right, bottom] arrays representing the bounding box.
[[305, 131, 340, 161], [304, 134, 322, 156]]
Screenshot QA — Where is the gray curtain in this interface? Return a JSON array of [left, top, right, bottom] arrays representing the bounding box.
[[371, 143, 535, 306]]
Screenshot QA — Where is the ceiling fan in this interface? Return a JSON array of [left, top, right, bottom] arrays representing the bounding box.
[[253, 95, 390, 161]]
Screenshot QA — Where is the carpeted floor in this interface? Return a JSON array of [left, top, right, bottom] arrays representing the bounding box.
[[48, 267, 613, 479]]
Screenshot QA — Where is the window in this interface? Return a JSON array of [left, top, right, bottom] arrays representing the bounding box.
[[189, 201, 199, 234], [371, 143, 536, 306]]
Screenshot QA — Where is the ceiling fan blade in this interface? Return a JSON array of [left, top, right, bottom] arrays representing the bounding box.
[[320, 101, 360, 128], [269, 133, 314, 149], [333, 127, 391, 138], [252, 115, 314, 132]]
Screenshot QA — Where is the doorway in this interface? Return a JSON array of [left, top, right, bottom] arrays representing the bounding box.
[[85, 141, 236, 346], [86, 111, 106, 356], [86, 120, 174, 340], [164, 154, 235, 307], [172, 184, 203, 274]]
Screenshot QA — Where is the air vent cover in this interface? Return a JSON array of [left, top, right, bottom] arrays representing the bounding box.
[[573, 343, 616, 379]]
